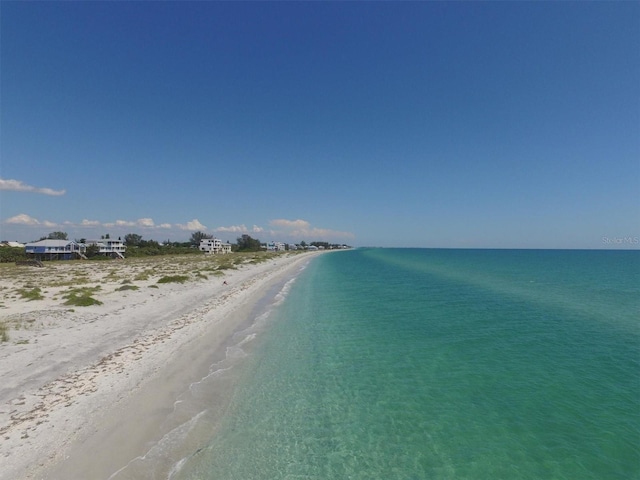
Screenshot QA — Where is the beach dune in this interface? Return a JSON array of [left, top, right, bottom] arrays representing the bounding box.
[[0, 252, 315, 479]]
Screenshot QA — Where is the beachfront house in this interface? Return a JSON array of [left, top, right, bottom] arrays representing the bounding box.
[[265, 241, 286, 252], [25, 239, 86, 261], [199, 238, 232, 254], [85, 239, 126, 259], [1, 241, 25, 248]]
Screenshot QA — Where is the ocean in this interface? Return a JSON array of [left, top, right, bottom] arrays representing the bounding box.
[[144, 249, 640, 479]]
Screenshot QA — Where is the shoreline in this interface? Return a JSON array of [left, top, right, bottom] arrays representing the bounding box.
[[0, 252, 320, 479]]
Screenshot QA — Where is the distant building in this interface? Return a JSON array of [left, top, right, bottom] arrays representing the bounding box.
[[25, 239, 86, 261], [266, 241, 286, 252], [0, 241, 25, 248], [86, 239, 126, 259], [199, 238, 232, 254]]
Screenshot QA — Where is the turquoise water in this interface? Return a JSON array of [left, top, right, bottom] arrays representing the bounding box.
[[172, 249, 640, 480]]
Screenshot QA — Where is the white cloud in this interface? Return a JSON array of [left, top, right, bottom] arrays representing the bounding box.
[[115, 220, 136, 227], [137, 218, 155, 227], [268, 218, 354, 241], [214, 224, 265, 235], [8, 216, 206, 232], [4, 213, 60, 229], [0, 178, 66, 196], [79, 218, 157, 229], [177, 219, 207, 231], [270, 219, 310, 229], [2, 213, 353, 244], [304, 227, 355, 240], [80, 219, 101, 226], [215, 224, 248, 233], [5, 213, 42, 226]]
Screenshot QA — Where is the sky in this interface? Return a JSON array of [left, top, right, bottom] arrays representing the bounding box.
[[1, 2, 638, 248]]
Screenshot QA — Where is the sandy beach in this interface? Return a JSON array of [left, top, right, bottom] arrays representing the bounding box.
[[0, 251, 317, 480]]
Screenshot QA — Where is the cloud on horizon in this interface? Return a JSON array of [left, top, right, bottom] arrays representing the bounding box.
[[214, 224, 265, 234], [4, 214, 208, 233], [0, 178, 66, 196], [79, 219, 101, 227], [2, 214, 354, 243], [5, 213, 58, 228], [270, 219, 310, 229], [211, 219, 353, 242], [269, 218, 355, 241], [177, 219, 207, 231]]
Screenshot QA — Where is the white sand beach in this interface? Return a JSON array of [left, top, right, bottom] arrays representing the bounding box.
[[0, 252, 317, 479]]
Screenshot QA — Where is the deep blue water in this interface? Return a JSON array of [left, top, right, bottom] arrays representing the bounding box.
[[170, 249, 639, 480]]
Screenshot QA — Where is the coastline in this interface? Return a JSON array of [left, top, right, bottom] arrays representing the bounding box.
[[0, 252, 319, 480]]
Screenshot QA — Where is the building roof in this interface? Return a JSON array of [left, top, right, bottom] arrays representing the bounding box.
[[25, 239, 78, 247], [86, 239, 124, 244]]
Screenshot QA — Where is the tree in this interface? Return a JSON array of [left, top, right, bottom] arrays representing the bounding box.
[[85, 244, 101, 258], [47, 231, 68, 240], [124, 233, 143, 247], [190, 231, 212, 247], [140, 239, 160, 248], [236, 234, 262, 252]]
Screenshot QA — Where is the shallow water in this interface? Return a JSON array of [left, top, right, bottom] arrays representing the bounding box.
[[169, 249, 639, 479]]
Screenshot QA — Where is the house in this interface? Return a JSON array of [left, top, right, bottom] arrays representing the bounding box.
[[266, 241, 286, 252], [199, 238, 232, 254], [0, 241, 25, 248], [85, 239, 126, 258], [25, 239, 86, 261]]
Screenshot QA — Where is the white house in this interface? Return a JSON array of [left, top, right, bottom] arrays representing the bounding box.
[[1, 241, 25, 248], [199, 238, 232, 254], [266, 241, 286, 252], [25, 239, 86, 260], [86, 239, 126, 258]]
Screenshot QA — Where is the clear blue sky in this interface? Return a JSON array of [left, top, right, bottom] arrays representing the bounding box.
[[1, 2, 638, 248]]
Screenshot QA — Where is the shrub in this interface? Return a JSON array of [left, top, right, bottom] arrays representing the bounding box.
[[216, 264, 236, 271], [62, 287, 103, 306], [157, 275, 189, 284], [63, 294, 103, 306], [116, 285, 139, 291], [0, 322, 8, 342], [17, 287, 44, 301], [0, 247, 27, 263]]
